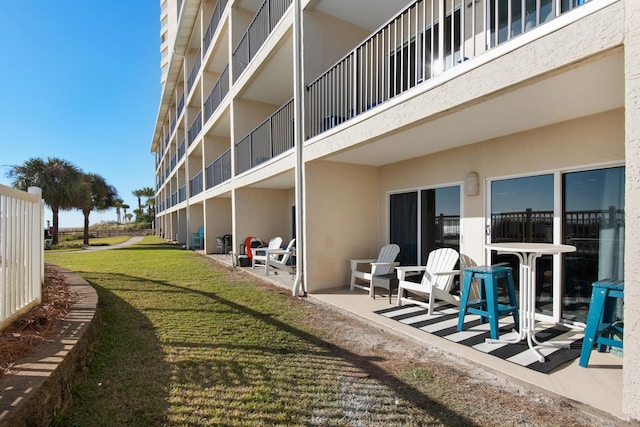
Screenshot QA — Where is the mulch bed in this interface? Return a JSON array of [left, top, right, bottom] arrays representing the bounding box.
[[0, 264, 77, 377]]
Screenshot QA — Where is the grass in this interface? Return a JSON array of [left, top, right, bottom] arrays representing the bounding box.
[[46, 237, 433, 426], [43, 237, 594, 426]]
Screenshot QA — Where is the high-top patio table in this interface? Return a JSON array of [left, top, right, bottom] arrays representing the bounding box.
[[485, 242, 576, 363]]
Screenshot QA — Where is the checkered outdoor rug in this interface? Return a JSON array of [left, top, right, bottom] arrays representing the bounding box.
[[375, 303, 584, 373]]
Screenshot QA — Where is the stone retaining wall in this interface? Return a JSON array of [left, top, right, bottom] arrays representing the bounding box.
[[0, 267, 98, 427]]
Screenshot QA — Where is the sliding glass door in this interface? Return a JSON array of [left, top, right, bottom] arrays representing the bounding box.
[[390, 186, 460, 267], [562, 167, 625, 323], [487, 166, 625, 323]]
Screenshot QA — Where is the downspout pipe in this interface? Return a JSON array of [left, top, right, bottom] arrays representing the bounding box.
[[292, 0, 306, 297]]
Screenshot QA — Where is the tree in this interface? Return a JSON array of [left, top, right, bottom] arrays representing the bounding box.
[[132, 189, 145, 214], [8, 157, 83, 245], [141, 187, 155, 216], [122, 204, 130, 222], [75, 173, 118, 245], [113, 198, 124, 224]]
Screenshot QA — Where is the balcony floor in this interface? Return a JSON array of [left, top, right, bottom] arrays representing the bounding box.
[[205, 252, 624, 421]]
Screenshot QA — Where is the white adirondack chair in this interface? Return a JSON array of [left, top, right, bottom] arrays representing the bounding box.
[[349, 244, 400, 296], [252, 237, 283, 268], [396, 247, 460, 315], [265, 238, 296, 275]]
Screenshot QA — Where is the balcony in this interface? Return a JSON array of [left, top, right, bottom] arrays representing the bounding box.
[[179, 185, 187, 203], [204, 65, 229, 122], [235, 99, 294, 175], [232, 0, 292, 81], [178, 139, 186, 159], [189, 171, 204, 196], [188, 111, 202, 146], [203, 0, 229, 54], [307, 0, 591, 138], [205, 149, 232, 189], [187, 48, 202, 93], [177, 94, 185, 117]]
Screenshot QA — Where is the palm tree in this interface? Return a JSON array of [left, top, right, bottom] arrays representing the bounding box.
[[132, 189, 145, 214], [75, 173, 118, 245], [113, 197, 124, 224], [122, 204, 130, 222], [8, 157, 83, 245], [141, 187, 155, 216]]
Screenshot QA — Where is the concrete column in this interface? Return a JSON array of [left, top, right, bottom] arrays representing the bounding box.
[[623, 0, 640, 420]]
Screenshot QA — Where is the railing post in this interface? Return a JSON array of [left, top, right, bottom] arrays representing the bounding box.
[[28, 187, 43, 304]]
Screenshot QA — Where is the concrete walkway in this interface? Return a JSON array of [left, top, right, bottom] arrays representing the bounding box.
[[81, 236, 145, 251]]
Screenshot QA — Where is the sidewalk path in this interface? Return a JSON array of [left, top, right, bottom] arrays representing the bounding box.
[[83, 236, 145, 251]]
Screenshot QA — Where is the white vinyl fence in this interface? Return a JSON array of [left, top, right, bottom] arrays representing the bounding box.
[[0, 184, 45, 331]]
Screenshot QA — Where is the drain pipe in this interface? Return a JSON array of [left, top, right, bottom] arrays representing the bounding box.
[[292, 0, 306, 297]]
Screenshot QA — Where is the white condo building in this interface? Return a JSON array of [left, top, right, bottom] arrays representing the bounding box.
[[150, 0, 640, 420]]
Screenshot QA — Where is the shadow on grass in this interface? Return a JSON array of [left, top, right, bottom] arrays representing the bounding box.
[[56, 251, 481, 426]]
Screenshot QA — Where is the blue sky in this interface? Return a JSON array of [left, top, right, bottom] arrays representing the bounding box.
[[0, 2, 160, 228]]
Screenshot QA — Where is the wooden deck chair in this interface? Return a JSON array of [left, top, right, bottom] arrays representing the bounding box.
[[265, 238, 296, 275], [396, 247, 460, 315], [349, 244, 400, 295], [252, 237, 283, 268]]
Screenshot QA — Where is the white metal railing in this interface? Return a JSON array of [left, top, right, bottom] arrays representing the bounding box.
[[0, 185, 44, 332], [307, 0, 591, 138]]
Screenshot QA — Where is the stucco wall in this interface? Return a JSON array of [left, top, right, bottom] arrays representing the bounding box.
[[623, 0, 640, 420], [379, 109, 624, 268], [304, 161, 378, 291]]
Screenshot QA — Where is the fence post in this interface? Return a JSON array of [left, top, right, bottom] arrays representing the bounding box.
[[28, 187, 44, 304]]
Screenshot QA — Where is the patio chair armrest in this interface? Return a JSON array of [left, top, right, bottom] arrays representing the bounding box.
[[395, 266, 427, 280], [350, 258, 377, 269], [370, 261, 399, 275], [432, 269, 460, 277]]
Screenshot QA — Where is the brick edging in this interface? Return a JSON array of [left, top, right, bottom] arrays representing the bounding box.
[[0, 266, 99, 427]]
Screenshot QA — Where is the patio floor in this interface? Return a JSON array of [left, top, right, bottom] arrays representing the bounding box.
[[205, 253, 624, 420]]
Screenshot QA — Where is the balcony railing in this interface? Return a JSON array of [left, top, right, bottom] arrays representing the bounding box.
[[177, 93, 185, 117], [205, 149, 232, 189], [171, 191, 178, 206], [179, 185, 187, 203], [187, 48, 202, 93], [171, 153, 177, 171], [188, 111, 202, 146], [189, 171, 204, 196], [204, 0, 229, 53], [178, 139, 186, 159], [235, 98, 294, 175], [307, 0, 591, 138], [204, 65, 229, 122], [232, 0, 292, 81]]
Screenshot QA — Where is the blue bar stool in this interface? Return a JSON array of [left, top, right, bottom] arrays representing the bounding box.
[[457, 265, 519, 340], [579, 280, 624, 368]]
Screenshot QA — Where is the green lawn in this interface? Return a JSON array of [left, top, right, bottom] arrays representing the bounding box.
[[46, 236, 438, 426]]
